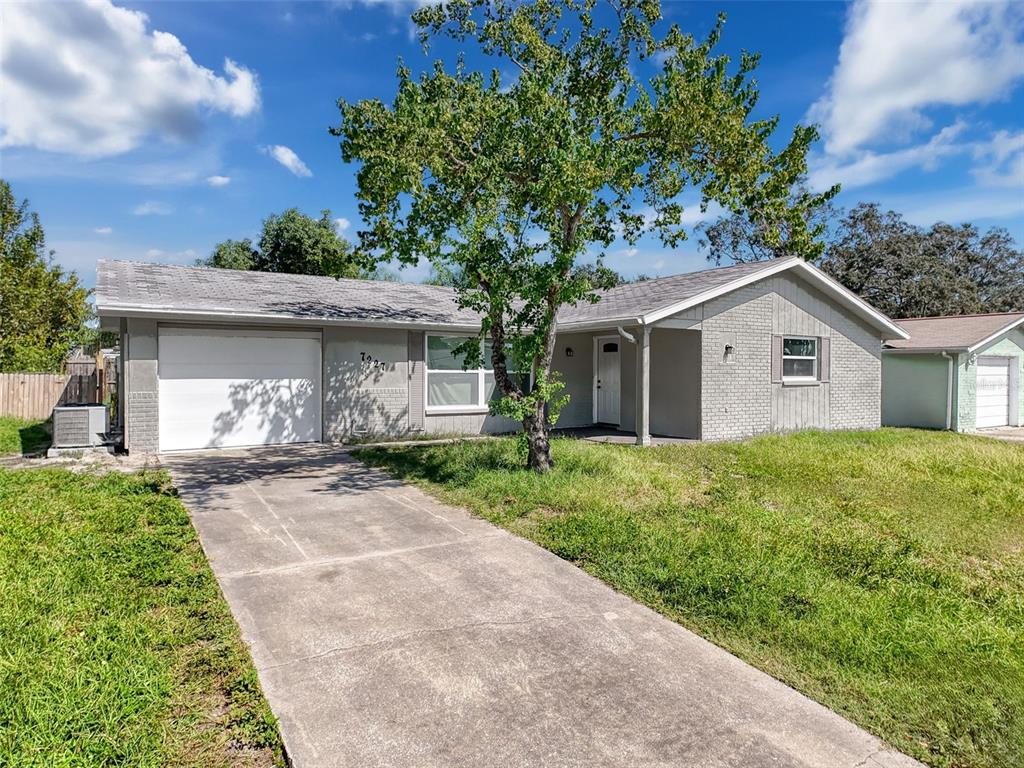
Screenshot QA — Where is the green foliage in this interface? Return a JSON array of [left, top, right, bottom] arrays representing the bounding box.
[[358, 429, 1024, 768], [203, 238, 258, 270], [334, 0, 834, 468], [198, 208, 362, 278], [702, 200, 1024, 317], [820, 203, 1024, 317], [0, 468, 284, 767], [699, 179, 838, 264], [0, 180, 91, 372]]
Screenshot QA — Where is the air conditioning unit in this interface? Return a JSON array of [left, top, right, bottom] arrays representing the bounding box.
[[52, 404, 109, 448]]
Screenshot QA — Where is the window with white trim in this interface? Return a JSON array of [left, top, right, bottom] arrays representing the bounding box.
[[782, 336, 817, 381], [426, 335, 527, 411]]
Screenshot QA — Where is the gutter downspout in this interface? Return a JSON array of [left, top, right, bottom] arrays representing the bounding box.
[[617, 326, 636, 344], [940, 351, 954, 431]]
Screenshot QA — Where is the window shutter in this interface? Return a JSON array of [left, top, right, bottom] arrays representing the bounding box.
[[771, 335, 783, 383], [819, 337, 831, 383]]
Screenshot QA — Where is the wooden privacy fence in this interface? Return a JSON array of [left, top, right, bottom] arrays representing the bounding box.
[[0, 361, 117, 421], [0, 373, 72, 420]]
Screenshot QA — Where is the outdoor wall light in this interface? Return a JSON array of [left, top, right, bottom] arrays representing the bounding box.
[[565, 347, 574, 357], [725, 343, 735, 355]]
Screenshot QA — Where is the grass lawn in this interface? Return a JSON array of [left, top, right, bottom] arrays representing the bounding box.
[[0, 468, 284, 767], [0, 416, 50, 455], [358, 429, 1024, 768]]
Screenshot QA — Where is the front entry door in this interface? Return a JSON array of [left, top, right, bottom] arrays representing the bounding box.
[[596, 337, 621, 425]]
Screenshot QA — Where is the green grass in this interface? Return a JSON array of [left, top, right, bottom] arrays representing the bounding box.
[[0, 468, 284, 767], [357, 429, 1024, 768], [0, 417, 50, 455]]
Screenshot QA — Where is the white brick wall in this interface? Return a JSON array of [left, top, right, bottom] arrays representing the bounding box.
[[698, 275, 884, 441], [700, 285, 773, 441]]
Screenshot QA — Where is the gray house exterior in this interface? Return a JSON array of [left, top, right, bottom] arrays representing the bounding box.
[[882, 313, 1024, 431], [96, 257, 908, 454]]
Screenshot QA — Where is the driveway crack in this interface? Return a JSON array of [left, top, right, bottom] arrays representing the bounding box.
[[263, 611, 610, 670]]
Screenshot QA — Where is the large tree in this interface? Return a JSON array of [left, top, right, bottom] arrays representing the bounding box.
[[334, 0, 834, 471], [0, 180, 91, 372], [199, 208, 362, 278], [704, 201, 1024, 317]]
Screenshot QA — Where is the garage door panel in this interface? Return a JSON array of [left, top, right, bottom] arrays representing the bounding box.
[[976, 357, 1010, 429], [158, 328, 322, 451]]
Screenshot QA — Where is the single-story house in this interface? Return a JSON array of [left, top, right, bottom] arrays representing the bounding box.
[[882, 312, 1024, 431], [95, 256, 909, 454]]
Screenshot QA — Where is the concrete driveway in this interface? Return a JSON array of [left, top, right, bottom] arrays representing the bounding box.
[[165, 445, 920, 768]]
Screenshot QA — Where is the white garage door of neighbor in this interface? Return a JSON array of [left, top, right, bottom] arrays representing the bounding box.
[[976, 356, 1011, 429], [158, 327, 322, 451]]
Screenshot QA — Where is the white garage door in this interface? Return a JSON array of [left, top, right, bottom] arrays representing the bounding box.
[[159, 327, 322, 451], [976, 356, 1010, 429]]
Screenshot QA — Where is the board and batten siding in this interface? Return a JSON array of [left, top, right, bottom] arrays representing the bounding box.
[[696, 271, 883, 441]]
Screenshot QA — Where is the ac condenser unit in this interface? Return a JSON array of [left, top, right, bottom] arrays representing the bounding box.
[[52, 404, 109, 448]]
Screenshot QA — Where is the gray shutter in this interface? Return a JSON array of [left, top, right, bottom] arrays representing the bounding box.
[[771, 335, 783, 383], [408, 331, 425, 431], [819, 337, 831, 383]]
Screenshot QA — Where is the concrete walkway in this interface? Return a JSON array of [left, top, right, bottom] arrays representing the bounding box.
[[165, 444, 921, 768]]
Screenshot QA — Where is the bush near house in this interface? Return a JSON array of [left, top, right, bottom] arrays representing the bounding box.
[[0, 468, 284, 767], [358, 429, 1024, 768]]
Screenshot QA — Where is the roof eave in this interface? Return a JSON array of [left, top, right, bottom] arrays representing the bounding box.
[[882, 346, 969, 354], [97, 304, 483, 334]]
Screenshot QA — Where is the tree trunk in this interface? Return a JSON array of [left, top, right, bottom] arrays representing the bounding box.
[[523, 405, 553, 472]]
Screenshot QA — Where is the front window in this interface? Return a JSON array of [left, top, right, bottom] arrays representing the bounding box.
[[426, 335, 526, 410], [782, 336, 817, 380]]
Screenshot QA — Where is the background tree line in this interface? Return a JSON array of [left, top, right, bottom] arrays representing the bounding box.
[[700, 197, 1023, 318], [0, 180, 91, 372]]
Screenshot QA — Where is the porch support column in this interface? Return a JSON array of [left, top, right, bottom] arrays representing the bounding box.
[[635, 324, 651, 445]]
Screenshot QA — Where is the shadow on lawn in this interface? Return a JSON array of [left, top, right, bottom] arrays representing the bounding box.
[[17, 422, 50, 456]]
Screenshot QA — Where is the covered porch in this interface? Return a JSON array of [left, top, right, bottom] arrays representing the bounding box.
[[552, 322, 703, 445], [552, 426, 698, 446]]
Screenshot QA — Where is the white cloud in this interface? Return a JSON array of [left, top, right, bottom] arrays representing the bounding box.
[[894, 188, 1024, 226], [263, 145, 312, 177], [0, 0, 260, 158], [206, 175, 231, 187], [972, 129, 1024, 188], [133, 201, 173, 216], [333, 217, 351, 234], [144, 247, 197, 262], [810, 0, 1024, 156], [94, 226, 113, 235], [808, 122, 970, 192]]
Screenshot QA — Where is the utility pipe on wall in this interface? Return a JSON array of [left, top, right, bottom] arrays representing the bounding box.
[[940, 351, 954, 430]]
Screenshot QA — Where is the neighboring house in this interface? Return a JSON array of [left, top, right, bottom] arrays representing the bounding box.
[[95, 257, 908, 454], [883, 313, 1024, 432]]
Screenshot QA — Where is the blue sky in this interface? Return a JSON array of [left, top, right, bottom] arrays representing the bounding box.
[[2, 0, 1022, 289]]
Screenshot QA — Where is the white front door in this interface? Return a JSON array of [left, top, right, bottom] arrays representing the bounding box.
[[976, 356, 1011, 428], [596, 337, 621, 425], [158, 327, 322, 451]]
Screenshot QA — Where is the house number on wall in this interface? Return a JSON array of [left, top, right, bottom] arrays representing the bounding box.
[[359, 351, 388, 372]]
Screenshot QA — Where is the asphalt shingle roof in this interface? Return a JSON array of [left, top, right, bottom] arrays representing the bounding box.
[[96, 258, 793, 329], [96, 260, 483, 327], [885, 312, 1024, 351], [557, 259, 792, 324]]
